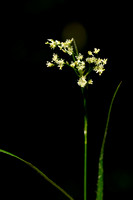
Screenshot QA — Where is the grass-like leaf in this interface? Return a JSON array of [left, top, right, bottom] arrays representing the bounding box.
[[96, 81, 122, 200], [0, 149, 74, 200]]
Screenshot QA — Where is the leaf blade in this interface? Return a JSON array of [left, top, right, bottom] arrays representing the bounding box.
[[0, 149, 74, 200], [96, 81, 122, 200]]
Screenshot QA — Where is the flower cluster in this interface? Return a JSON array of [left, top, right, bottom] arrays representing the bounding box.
[[45, 38, 107, 88], [45, 39, 73, 55]]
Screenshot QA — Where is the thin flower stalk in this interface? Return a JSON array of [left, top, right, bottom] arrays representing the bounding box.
[[82, 88, 88, 200]]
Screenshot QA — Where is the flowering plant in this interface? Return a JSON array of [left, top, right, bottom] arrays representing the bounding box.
[[45, 38, 121, 200], [0, 38, 121, 200]]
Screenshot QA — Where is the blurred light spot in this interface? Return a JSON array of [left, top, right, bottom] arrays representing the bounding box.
[[62, 22, 87, 50]]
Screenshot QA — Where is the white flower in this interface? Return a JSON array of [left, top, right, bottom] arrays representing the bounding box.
[[67, 46, 73, 55], [93, 64, 105, 75], [46, 39, 56, 49], [76, 61, 85, 71], [76, 53, 83, 60], [58, 39, 73, 55], [59, 41, 73, 55], [94, 48, 100, 54], [55, 40, 60, 45], [102, 58, 108, 65], [86, 57, 96, 64], [88, 79, 93, 84], [65, 38, 73, 46], [46, 61, 54, 67], [57, 59, 65, 70], [52, 53, 59, 63], [77, 65, 85, 71], [95, 58, 102, 65], [77, 76, 87, 87], [88, 51, 93, 56], [70, 61, 76, 68]]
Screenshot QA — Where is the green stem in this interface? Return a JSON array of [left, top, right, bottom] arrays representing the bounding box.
[[84, 115, 88, 200], [82, 88, 88, 200], [72, 53, 76, 61]]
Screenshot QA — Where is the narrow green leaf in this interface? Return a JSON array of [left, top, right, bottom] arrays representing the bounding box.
[[0, 149, 74, 200], [96, 81, 122, 200]]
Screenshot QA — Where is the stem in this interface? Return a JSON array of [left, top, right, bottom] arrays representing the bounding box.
[[72, 53, 76, 61], [84, 115, 87, 200], [82, 88, 88, 200]]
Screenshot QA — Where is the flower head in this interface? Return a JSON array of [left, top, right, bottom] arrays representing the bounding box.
[[94, 48, 100, 54], [86, 57, 96, 64], [76, 53, 83, 60], [76, 61, 85, 71], [93, 64, 105, 75], [52, 53, 58, 63], [45, 39, 57, 49], [46, 61, 54, 67], [57, 59, 65, 70], [45, 38, 108, 87], [77, 76, 87, 88], [59, 39, 73, 55], [70, 61, 76, 68], [88, 51, 93, 56], [88, 79, 93, 84]]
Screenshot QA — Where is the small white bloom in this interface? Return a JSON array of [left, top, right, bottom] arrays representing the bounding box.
[[81, 61, 85, 65], [94, 48, 100, 54], [86, 57, 96, 64], [67, 46, 73, 55], [57, 59, 64, 65], [60, 42, 66, 49], [75, 59, 80, 65], [47, 39, 56, 49], [77, 76, 87, 87], [59, 40, 73, 55], [76, 61, 85, 71], [102, 58, 108, 65], [93, 64, 105, 75], [70, 61, 76, 68], [52, 53, 59, 63], [46, 61, 54, 67], [57, 59, 65, 70], [88, 79, 93, 84], [77, 65, 85, 71], [88, 51, 93, 56], [95, 58, 102, 65], [55, 40, 60, 45], [76, 53, 83, 60], [65, 38, 73, 46]]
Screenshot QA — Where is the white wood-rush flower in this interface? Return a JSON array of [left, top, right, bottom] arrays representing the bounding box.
[[94, 48, 100, 54], [77, 76, 87, 87]]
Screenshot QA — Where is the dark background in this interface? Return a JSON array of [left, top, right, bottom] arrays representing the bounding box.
[[0, 0, 132, 199]]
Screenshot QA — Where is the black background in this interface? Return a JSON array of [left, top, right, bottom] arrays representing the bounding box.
[[0, 0, 132, 200]]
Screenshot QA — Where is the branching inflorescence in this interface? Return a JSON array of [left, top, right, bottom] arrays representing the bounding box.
[[45, 38, 108, 88]]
